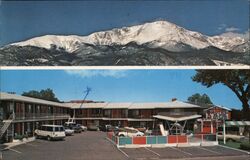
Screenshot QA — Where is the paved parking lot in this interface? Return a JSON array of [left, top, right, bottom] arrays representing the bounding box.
[[121, 146, 249, 160], [2, 132, 250, 160], [2, 132, 125, 160]]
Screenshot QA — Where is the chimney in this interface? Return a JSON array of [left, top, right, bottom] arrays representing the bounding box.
[[171, 98, 177, 102]]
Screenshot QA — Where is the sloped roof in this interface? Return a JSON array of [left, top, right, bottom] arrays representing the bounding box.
[[1, 92, 201, 110], [0, 92, 68, 108], [226, 121, 250, 126], [66, 101, 200, 109], [128, 101, 200, 109], [65, 102, 108, 109], [205, 105, 232, 111], [104, 103, 132, 109], [153, 114, 202, 122]]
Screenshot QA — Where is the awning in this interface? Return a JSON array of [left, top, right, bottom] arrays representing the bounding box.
[[226, 121, 250, 127], [153, 114, 201, 122]]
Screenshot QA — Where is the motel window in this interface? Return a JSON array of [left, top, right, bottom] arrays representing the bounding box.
[[28, 104, 32, 113], [91, 109, 101, 115], [104, 110, 111, 116], [132, 110, 139, 116], [121, 110, 128, 117], [37, 105, 40, 113]]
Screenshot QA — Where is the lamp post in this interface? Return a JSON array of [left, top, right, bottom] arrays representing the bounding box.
[[223, 120, 226, 144]]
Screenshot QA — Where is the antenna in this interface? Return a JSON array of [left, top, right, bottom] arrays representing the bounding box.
[[79, 87, 92, 108], [72, 86, 92, 121]]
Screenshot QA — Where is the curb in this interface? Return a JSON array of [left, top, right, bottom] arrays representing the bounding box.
[[219, 144, 250, 155], [2, 137, 35, 151]]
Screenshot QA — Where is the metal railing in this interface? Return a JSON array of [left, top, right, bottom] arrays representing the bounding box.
[[14, 113, 70, 120], [107, 132, 217, 147], [76, 114, 103, 118], [187, 134, 217, 143]]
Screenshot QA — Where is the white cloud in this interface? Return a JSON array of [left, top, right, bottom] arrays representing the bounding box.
[[218, 24, 227, 31], [225, 27, 240, 32], [65, 70, 128, 78], [220, 30, 249, 40], [217, 24, 241, 33]]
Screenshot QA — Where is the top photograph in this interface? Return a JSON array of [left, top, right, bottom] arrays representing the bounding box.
[[0, 0, 249, 66]]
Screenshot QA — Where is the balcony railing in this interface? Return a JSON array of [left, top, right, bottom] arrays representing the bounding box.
[[76, 113, 103, 118], [14, 113, 70, 120], [128, 114, 152, 119], [103, 114, 128, 118], [158, 112, 197, 116]]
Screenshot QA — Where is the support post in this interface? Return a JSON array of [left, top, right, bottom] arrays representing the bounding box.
[[223, 120, 226, 144], [211, 120, 213, 133], [201, 120, 203, 133]]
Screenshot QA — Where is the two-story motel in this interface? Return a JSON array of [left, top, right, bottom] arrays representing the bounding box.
[[0, 92, 229, 143]]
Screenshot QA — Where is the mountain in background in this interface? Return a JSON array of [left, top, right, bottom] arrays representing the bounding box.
[[1, 20, 249, 66]]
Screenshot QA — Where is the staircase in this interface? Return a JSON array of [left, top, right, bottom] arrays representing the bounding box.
[[0, 114, 14, 138], [67, 117, 75, 124]]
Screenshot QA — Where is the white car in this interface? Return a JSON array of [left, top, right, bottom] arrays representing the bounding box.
[[64, 127, 74, 136], [80, 125, 87, 131], [217, 132, 245, 142], [118, 127, 144, 137], [35, 125, 66, 141]]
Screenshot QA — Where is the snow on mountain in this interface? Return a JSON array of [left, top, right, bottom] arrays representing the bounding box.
[[9, 20, 247, 53], [11, 35, 85, 53], [208, 35, 246, 51]]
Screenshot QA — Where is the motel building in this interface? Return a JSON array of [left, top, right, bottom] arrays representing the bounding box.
[[0, 92, 231, 144], [67, 99, 204, 134], [0, 92, 71, 143]]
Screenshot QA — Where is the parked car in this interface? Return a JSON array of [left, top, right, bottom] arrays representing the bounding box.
[[64, 126, 74, 136], [118, 127, 144, 137], [64, 122, 83, 133], [80, 125, 87, 132], [34, 125, 65, 141], [217, 132, 245, 142], [88, 124, 99, 131], [71, 124, 83, 133], [99, 125, 118, 132], [134, 127, 147, 133]]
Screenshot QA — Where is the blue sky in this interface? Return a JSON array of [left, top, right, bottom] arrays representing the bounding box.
[[0, 69, 242, 109], [1, 0, 249, 46]]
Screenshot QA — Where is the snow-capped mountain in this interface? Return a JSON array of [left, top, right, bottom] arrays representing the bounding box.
[[1, 20, 249, 66], [9, 20, 247, 53]]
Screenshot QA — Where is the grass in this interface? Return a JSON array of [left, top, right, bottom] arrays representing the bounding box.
[[219, 140, 250, 151], [219, 140, 241, 149]]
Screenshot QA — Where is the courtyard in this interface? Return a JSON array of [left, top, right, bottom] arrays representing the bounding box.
[[1, 131, 249, 160]]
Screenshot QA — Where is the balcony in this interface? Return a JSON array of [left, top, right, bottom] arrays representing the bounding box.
[[103, 114, 128, 118], [75, 113, 103, 118], [158, 112, 197, 117], [129, 115, 152, 119], [14, 113, 70, 121]]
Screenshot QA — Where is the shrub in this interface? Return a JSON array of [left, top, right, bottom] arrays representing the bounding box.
[[240, 142, 250, 151], [14, 134, 23, 140]]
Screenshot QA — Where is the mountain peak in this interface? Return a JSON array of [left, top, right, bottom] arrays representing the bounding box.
[[8, 20, 247, 53]]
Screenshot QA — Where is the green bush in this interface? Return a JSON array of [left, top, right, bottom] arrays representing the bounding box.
[[14, 134, 23, 140], [240, 142, 250, 151]]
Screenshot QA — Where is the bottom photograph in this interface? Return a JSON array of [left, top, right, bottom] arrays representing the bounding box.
[[0, 69, 249, 160]]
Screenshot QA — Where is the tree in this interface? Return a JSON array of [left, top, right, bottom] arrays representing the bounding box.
[[22, 88, 60, 102], [188, 93, 213, 104], [192, 70, 250, 120]]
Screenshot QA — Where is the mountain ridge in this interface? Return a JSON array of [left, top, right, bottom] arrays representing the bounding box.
[[8, 20, 248, 53]]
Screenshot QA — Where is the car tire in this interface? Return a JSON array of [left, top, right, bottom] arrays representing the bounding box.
[[119, 134, 125, 137], [47, 136, 52, 141], [34, 133, 39, 139]]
